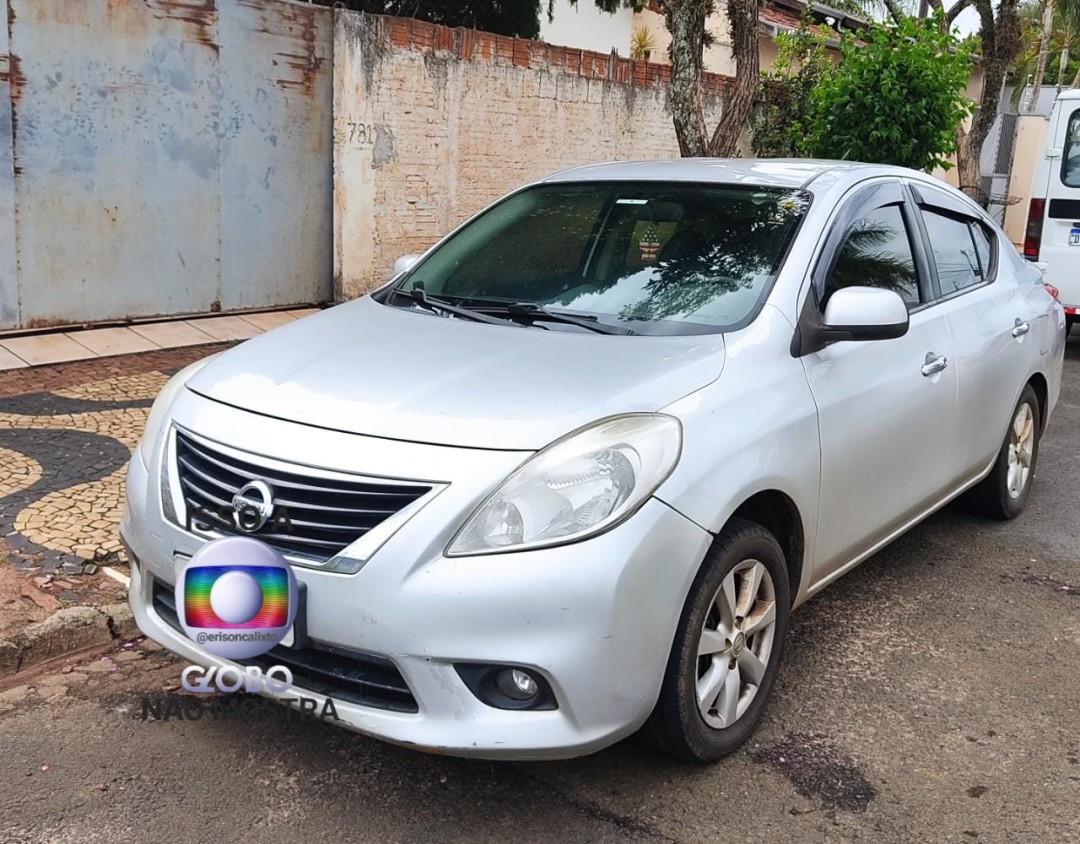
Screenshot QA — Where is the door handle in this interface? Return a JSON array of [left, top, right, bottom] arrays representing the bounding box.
[[921, 353, 948, 377], [1012, 319, 1030, 338]]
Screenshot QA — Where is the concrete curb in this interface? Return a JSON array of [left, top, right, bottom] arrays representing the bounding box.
[[0, 602, 139, 678]]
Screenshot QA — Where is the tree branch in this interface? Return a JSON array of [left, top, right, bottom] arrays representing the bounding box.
[[945, 0, 975, 26], [880, 0, 908, 23]]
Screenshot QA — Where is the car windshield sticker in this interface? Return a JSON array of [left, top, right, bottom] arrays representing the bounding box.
[[639, 226, 661, 264]]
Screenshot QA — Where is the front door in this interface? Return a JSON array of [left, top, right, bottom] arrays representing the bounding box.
[[802, 185, 961, 577]]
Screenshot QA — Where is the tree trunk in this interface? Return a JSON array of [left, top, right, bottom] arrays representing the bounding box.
[[1058, 46, 1071, 94], [708, 0, 760, 156], [663, 0, 711, 157], [1074, 61, 1080, 86], [1026, 0, 1053, 112], [956, 0, 1022, 199], [955, 127, 983, 203]]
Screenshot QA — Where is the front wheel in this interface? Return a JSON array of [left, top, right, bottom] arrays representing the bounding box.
[[642, 518, 790, 761], [969, 385, 1041, 519]]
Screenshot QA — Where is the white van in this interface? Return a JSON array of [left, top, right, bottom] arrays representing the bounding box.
[[1025, 88, 1080, 332]]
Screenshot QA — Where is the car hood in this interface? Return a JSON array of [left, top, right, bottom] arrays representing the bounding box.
[[186, 297, 726, 450]]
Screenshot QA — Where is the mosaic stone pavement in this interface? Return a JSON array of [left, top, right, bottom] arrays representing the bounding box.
[[0, 346, 226, 578]]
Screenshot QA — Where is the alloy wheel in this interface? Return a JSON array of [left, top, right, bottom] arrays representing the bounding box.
[[695, 559, 777, 729], [1006, 402, 1035, 500]]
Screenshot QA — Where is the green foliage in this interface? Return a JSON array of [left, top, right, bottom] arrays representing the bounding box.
[[569, 0, 647, 16], [336, 1, 544, 38], [1013, 0, 1080, 99], [800, 13, 975, 172], [751, 17, 832, 158], [630, 24, 659, 59]]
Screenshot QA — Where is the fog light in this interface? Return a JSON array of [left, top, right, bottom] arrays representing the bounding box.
[[496, 668, 538, 701], [454, 663, 557, 710]]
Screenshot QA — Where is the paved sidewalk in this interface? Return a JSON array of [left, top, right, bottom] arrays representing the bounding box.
[[0, 308, 320, 369], [0, 344, 228, 613]]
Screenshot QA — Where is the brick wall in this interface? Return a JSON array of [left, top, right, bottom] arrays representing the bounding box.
[[332, 11, 731, 298]]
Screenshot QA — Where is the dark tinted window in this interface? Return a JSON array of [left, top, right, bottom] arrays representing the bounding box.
[[825, 205, 920, 309], [433, 190, 607, 294], [1063, 109, 1080, 188], [970, 222, 994, 280], [921, 209, 984, 295], [392, 183, 811, 335]]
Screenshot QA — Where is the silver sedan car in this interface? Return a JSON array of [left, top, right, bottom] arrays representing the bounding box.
[[123, 160, 1066, 761]]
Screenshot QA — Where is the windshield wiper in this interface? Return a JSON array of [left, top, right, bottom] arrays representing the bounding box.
[[394, 287, 521, 328], [501, 303, 635, 335]]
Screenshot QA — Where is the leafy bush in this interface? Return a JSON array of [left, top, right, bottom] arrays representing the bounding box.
[[751, 18, 832, 158], [800, 14, 974, 172]]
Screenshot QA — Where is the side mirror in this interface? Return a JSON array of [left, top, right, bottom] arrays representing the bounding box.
[[394, 254, 422, 276], [821, 286, 909, 342]]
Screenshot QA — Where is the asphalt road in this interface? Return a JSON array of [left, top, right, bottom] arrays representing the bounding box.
[[2, 337, 1079, 844]]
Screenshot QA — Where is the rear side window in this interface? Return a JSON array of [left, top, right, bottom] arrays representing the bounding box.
[[970, 223, 994, 279], [1064, 109, 1080, 188], [920, 209, 986, 296], [825, 205, 921, 309]]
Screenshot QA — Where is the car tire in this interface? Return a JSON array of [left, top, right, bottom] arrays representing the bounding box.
[[1067, 315, 1076, 336], [641, 518, 790, 762], [970, 384, 1042, 520]]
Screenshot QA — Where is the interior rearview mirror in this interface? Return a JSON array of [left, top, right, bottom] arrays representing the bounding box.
[[821, 286, 909, 342], [394, 254, 422, 276]]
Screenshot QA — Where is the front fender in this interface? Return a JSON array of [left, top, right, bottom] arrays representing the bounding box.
[[656, 306, 821, 603]]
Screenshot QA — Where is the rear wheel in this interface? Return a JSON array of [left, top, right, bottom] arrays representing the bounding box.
[[970, 385, 1041, 519], [642, 518, 790, 761], [1067, 315, 1076, 336]]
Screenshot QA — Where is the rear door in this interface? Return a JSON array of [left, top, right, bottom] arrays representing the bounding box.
[[909, 182, 1035, 479], [803, 182, 961, 577], [1044, 105, 1080, 310]]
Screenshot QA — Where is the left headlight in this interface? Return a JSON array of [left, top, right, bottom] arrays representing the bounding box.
[[446, 414, 682, 556], [136, 355, 218, 466]]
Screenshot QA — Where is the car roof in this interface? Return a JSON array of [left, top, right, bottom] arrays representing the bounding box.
[[540, 158, 901, 190]]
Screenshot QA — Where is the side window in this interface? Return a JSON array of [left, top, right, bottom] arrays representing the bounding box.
[[824, 205, 921, 310], [970, 222, 994, 281], [920, 209, 984, 296], [1063, 109, 1080, 188]]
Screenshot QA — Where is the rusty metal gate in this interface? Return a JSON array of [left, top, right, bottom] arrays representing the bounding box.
[[0, 0, 333, 331]]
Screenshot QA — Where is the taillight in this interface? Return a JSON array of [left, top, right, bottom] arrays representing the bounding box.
[[1024, 198, 1045, 259], [1044, 282, 1061, 302]]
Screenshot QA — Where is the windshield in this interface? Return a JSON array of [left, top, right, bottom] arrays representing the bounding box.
[[384, 182, 811, 335]]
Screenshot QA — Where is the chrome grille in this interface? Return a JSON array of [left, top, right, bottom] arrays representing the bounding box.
[[174, 431, 433, 561]]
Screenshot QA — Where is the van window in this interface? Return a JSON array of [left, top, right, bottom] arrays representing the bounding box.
[[1063, 109, 1080, 188]]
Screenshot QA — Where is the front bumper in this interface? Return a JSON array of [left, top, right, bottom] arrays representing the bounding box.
[[123, 406, 712, 760]]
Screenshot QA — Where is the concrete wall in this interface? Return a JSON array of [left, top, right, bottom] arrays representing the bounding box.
[[332, 13, 728, 298], [541, 0, 634, 55], [1004, 115, 1051, 246], [0, 0, 333, 331]]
